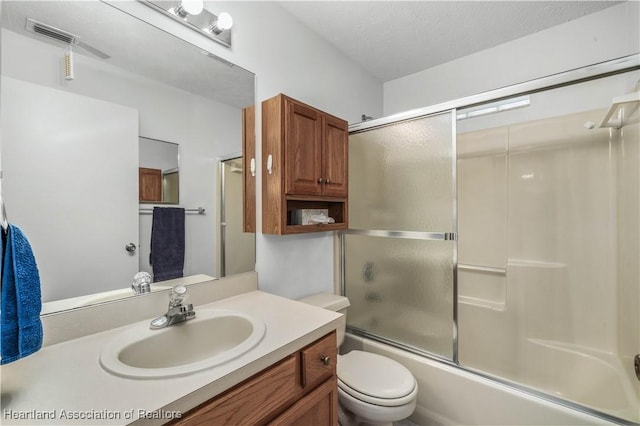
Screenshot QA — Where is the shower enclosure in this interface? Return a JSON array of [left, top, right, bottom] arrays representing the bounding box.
[[342, 57, 639, 423]]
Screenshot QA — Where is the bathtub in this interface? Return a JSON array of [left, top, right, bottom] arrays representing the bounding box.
[[342, 333, 625, 426], [521, 338, 638, 422]]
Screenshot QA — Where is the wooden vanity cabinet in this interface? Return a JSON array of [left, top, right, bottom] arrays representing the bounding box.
[[262, 94, 349, 235], [167, 331, 338, 426]]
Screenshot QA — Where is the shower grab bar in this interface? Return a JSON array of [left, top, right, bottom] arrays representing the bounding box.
[[344, 228, 456, 241], [458, 263, 506, 275], [139, 207, 205, 215]]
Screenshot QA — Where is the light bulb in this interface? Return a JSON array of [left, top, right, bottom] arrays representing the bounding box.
[[181, 0, 203, 16], [209, 12, 233, 34], [216, 12, 233, 30]]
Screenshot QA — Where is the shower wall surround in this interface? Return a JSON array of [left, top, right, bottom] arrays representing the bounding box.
[[458, 102, 639, 422]]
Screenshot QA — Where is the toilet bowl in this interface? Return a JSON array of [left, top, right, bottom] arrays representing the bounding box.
[[298, 293, 418, 426]]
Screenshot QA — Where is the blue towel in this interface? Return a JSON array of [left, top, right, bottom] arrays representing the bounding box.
[[150, 207, 185, 282], [1, 224, 43, 364]]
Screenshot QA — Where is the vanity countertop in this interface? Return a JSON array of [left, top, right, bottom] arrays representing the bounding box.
[[0, 290, 341, 425]]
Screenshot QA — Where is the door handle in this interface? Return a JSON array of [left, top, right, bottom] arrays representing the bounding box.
[[125, 243, 137, 253]]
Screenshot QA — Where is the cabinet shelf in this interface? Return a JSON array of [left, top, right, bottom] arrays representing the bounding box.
[[285, 198, 347, 233]]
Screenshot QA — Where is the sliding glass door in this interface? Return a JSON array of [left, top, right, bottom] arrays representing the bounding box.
[[343, 111, 457, 360]]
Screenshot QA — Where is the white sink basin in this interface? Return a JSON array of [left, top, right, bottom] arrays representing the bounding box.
[[100, 309, 266, 379]]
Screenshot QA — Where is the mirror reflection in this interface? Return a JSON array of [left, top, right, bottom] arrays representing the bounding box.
[[139, 137, 180, 204], [0, 1, 256, 314], [219, 156, 256, 278]]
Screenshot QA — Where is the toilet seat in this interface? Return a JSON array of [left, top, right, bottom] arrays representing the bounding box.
[[338, 350, 417, 407]]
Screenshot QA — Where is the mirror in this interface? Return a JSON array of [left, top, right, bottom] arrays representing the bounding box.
[[139, 137, 180, 204], [0, 1, 256, 314]]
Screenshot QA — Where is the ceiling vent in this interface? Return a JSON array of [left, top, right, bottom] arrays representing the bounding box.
[[26, 18, 77, 45], [24, 18, 110, 59]]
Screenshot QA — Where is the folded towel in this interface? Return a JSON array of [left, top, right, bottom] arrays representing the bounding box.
[[1, 224, 43, 364], [150, 207, 185, 282]]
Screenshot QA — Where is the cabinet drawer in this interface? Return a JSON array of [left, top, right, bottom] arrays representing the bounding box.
[[300, 331, 336, 389], [172, 355, 300, 426]]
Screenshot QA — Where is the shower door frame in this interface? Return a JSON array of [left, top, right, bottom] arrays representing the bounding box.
[[343, 110, 459, 364], [339, 53, 640, 424]]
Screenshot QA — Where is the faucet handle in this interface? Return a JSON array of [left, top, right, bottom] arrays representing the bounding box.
[[169, 285, 188, 307], [132, 271, 152, 295]]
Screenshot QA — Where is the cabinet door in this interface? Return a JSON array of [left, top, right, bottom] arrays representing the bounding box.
[[268, 377, 338, 426], [139, 167, 162, 202], [171, 355, 301, 426], [285, 99, 322, 196], [301, 331, 336, 390], [321, 115, 348, 197]]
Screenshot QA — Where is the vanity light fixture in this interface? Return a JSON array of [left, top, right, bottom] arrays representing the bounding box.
[[143, 1, 233, 47]]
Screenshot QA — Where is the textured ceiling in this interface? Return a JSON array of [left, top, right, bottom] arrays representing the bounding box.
[[279, 1, 623, 82]]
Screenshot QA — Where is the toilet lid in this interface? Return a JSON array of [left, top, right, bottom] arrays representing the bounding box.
[[338, 351, 416, 401]]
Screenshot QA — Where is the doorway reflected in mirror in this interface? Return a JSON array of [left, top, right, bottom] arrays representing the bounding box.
[[218, 156, 256, 278]]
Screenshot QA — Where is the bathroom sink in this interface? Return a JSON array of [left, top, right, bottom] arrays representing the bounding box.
[[99, 309, 266, 379]]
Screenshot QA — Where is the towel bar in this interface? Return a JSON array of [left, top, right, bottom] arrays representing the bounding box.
[[139, 207, 205, 215]]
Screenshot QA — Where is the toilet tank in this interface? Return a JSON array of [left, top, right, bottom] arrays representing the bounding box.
[[297, 293, 350, 347]]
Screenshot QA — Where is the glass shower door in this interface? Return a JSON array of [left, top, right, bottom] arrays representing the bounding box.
[[343, 111, 456, 360]]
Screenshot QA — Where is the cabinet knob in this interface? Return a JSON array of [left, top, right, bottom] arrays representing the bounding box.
[[325, 178, 331, 184], [318, 178, 323, 184], [320, 355, 331, 366]]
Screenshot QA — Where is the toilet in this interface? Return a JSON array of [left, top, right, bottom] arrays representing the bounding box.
[[298, 293, 418, 426]]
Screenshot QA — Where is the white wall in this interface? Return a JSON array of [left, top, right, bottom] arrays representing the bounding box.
[[106, 1, 384, 299], [139, 138, 178, 172], [383, 1, 640, 115]]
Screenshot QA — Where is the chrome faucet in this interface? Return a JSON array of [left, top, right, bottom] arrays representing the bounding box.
[[150, 285, 196, 329]]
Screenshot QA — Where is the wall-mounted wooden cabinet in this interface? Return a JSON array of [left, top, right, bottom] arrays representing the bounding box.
[[262, 94, 348, 235]]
